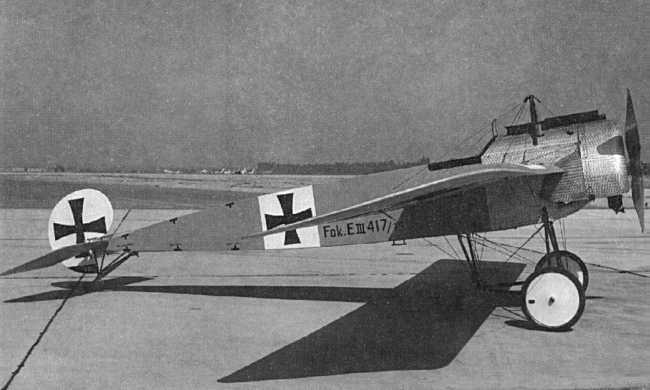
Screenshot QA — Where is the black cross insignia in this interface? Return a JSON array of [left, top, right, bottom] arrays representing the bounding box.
[[264, 193, 313, 245], [53, 198, 107, 244]]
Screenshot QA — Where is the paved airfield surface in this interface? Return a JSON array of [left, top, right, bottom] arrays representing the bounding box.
[[1, 177, 649, 389]]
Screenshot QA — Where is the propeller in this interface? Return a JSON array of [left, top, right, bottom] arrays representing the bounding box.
[[624, 89, 645, 232]]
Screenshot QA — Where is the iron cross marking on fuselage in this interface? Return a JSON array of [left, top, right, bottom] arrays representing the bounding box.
[[264, 193, 313, 245], [53, 198, 107, 243]]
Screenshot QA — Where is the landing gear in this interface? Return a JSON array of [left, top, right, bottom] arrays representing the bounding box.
[[452, 209, 589, 331], [522, 267, 585, 330], [535, 207, 589, 289], [521, 208, 587, 330], [535, 250, 588, 290]]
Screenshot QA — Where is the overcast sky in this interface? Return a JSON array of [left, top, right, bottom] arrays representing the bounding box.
[[2, 0, 649, 170]]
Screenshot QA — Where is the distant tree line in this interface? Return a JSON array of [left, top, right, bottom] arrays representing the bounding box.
[[256, 157, 430, 175], [8, 159, 649, 176]]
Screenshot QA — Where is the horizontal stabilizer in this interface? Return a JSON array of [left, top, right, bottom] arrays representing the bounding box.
[[0, 240, 108, 276]]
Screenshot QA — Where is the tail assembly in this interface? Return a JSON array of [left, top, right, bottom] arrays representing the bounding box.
[[1, 189, 114, 276], [624, 90, 645, 232], [0, 241, 109, 276]]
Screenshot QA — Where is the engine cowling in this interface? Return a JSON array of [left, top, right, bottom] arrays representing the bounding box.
[[580, 90, 644, 231], [580, 120, 630, 200]]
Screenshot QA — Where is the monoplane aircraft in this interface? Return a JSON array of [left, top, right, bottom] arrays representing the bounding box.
[[2, 90, 644, 331]]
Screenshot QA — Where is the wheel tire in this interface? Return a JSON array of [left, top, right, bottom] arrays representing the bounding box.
[[535, 250, 589, 291], [522, 267, 585, 331]]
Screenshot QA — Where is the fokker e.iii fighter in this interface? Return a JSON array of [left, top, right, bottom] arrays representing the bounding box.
[[3, 90, 645, 331]]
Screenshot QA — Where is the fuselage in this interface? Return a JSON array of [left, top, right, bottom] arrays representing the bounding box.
[[101, 110, 632, 255], [451, 112, 630, 234], [483, 114, 629, 203], [389, 110, 632, 238], [96, 107, 638, 261]]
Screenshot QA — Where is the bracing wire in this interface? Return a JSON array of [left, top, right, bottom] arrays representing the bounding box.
[[443, 236, 461, 259], [511, 103, 526, 125], [474, 225, 544, 264], [110, 209, 132, 236], [536, 98, 556, 117], [472, 238, 531, 263], [422, 237, 457, 259], [536, 223, 547, 248], [480, 235, 545, 255], [437, 100, 524, 161], [438, 125, 491, 161]]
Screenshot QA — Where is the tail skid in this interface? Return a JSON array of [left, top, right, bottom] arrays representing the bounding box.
[[94, 250, 139, 280]]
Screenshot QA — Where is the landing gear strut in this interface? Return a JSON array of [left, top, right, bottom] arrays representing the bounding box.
[[457, 233, 481, 287], [521, 208, 588, 330], [536, 208, 589, 290]]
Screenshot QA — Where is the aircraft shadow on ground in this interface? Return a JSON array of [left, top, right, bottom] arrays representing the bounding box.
[[4, 260, 525, 382], [3, 277, 154, 303]]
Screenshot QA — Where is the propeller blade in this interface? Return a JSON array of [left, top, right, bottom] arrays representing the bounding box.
[[631, 174, 645, 232], [624, 89, 645, 232], [0, 241, 108, 276]]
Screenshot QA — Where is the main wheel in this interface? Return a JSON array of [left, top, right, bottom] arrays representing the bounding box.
[[522, 267, 585, 331], [535, 250, 589, 291]]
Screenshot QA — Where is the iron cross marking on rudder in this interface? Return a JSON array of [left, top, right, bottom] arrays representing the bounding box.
[[264, 193, 313, 245], [53, 198, 107, 243]]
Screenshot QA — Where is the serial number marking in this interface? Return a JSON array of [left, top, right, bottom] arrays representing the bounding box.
[[322, 218, 393, 238]]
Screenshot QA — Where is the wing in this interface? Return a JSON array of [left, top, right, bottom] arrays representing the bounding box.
[[243, 163, 563, 240], [106, 162, 562, 252]]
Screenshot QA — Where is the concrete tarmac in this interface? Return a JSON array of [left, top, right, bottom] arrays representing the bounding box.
[[1, 208, 649, 389]]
